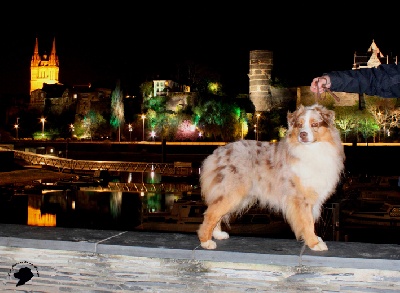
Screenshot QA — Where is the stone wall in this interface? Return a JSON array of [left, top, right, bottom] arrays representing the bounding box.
[[249, 50, 273, 111], [296, 86, 359, 107], [248, 49, 360, 112]]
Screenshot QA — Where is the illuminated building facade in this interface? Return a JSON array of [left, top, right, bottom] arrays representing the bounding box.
[[30, 37, 59, 94]]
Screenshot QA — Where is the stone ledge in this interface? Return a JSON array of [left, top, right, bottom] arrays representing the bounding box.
[[1, 224, 400, 271]]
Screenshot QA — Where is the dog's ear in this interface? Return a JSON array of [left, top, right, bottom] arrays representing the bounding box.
[[287, 105, 304, 127], [287, 111, 295, 127], [316, 105, 335, 126]]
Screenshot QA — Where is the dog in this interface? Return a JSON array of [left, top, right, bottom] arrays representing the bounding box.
[[197, 104, 345, 251]]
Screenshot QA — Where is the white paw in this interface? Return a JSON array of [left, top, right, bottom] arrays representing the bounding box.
[[200, 240, 217, 250], [213, 230, 229, 240], [309, 237, 328, 251]]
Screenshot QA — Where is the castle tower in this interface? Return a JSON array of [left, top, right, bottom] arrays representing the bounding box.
[[30, 37, 59, 94], [367, 39, 383, 68], [248, 50, 273, 112]]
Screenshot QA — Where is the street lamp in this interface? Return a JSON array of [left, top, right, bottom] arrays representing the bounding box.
[[14, 124, 18, 139], [40, 117, 46, 138], [128, 124, 132, 141], [14, 117, 20, 140], [141, 114, 146, 141], [256, 113, 261, 141], [69, 123, 74, 137]]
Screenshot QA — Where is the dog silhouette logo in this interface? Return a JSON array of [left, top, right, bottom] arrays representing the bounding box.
[[8, 261, 39, 287]]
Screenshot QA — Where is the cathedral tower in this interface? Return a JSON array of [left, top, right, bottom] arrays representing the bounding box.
[[30, 37, 59, 94]]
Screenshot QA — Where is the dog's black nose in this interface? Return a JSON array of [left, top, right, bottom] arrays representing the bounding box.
[[300, 132, 308, 139]]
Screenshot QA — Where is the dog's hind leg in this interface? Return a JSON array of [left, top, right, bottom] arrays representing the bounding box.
[[212, 218, 229, 240], [197, 197, 233, 250]]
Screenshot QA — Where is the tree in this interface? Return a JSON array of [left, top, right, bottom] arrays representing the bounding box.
[[110, 80, 124, 141], [175, 119, 199, 141], [80, 110, 106, 140], [192, 94, 245, 141], [364, 96, 400, 141], [335, 105, 359, 142], [358, 116, 379, 144], [139, 81, 154, 107]]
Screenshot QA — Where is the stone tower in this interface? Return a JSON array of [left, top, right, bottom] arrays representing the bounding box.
[[248, 50, 273, 112], [30, 37, 59, 94]]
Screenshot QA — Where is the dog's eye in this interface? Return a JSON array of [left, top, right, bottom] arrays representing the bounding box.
[[311, 122, 319, 128]]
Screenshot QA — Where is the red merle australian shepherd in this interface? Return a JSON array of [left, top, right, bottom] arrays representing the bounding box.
[[197, 104, 345, 251]]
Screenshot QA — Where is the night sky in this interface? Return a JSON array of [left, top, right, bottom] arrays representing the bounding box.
[[0, 5, 398, 98]]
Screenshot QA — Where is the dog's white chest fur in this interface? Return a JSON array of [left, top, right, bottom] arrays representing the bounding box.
[[290, 142, 341, 199]]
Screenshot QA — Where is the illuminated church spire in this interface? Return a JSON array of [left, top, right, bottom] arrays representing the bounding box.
[[30, 37, 60, 94]]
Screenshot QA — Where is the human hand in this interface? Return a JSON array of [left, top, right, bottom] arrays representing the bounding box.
[[310, 75, 331, 93]]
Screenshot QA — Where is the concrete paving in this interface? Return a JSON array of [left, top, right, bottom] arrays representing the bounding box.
[[1, 223, 400, 292]]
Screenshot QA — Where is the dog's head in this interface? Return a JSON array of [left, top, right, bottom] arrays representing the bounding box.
[[286, 104, 337, 144]]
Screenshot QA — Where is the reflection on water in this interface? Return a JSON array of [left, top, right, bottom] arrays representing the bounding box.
[[0, 187, 294, 239], [0, 171, 200, 232], [0, 171, 295, 238], [3, 171, 400, 245], [28, 194, 57, 226], [110, 192, 122, 218]]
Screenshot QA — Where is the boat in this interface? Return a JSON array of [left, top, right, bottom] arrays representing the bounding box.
[[341, 201, 400, 227]]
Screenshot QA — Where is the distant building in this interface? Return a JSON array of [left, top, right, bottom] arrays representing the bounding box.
[[153, 80, 190, 97], [30, 38, 60, 94], [352, 39, 397, 70], [151, 80, 193, 112]]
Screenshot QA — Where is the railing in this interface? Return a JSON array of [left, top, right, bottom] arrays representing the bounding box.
[[12, 150, 193, 175], [93, 182, 197, 192]]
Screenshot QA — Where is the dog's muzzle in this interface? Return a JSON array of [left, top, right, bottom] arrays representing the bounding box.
[[298, 129, 314, 143]]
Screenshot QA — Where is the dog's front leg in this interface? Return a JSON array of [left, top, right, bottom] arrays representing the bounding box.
[[285, 196, 328, 251]]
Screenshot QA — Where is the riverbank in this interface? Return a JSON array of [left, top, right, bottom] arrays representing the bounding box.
[[0, 167, 75, 186]]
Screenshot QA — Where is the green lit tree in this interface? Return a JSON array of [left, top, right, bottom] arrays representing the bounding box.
[[110, 80, 124, 141], [357, 116, 380, 144], [78, 110, 106, 140], [140, 81, 154, 99], [192, 95, 244, 141], [335, 104, 359, 142]]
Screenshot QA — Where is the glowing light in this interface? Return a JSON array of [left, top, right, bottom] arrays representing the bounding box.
[[14, 123, 19, 139], [40, 117, 46, 137], [141, 114, 146, 141], [128, 123, 132, 141], [256, 113, 261, 141]]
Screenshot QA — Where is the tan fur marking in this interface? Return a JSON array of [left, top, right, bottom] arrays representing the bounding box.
[[214, 173, 224, 184], [211, 196, 224, 205]]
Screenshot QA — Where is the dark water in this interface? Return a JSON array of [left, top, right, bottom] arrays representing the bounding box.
[[0, 171, 198, 232], [0, 188, 296, 239], [1, 170, 400, 245]]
